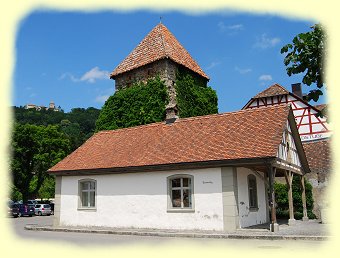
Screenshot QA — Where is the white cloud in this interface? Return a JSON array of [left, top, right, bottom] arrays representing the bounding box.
[[206, 61, 221, 70], [95, 95, 110, 103], [59, 72, 79, 82], [227, 24, 244, 31], [80, 67, 110, 83], [235, 66, 252, 74], [259, 74, 273, 81], [60, 67, 110, 83], [218, 22, 244, 32], [94, 87, 115, 104], [254, 34, 281, 49]]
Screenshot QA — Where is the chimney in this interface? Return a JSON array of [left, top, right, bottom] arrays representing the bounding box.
[[165, 105, 178, 124], [291, 83, 302, 98]]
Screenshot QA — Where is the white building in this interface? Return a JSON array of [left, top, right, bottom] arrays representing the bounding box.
[[49, 105, 310, 232]]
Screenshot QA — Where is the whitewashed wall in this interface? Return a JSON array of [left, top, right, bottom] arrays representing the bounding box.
[[236, 167, 268, 228], [59, 168, 225, 231]]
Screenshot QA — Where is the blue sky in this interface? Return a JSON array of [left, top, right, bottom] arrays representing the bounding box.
[[13, 10, 323, 113]]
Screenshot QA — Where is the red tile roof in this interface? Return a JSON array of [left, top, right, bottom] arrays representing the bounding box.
[[303, 139, 331, 171], [49, 105, 291, 173], [254, 83, 289, 98], [110, 23, 209, 80]]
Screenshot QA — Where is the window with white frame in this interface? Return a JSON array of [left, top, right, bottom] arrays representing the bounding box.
[[247, 174, 258, 210], [79, 179, 96, 209], [168, 175, 193, 210]]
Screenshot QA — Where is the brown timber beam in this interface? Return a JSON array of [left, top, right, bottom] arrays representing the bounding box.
[[268, 165, 279, 232], [284, 170, 296, 225], [301, 175, 309, 221]]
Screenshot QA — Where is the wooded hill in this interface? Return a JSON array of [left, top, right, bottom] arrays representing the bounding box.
[[13, 106, 100, 151]]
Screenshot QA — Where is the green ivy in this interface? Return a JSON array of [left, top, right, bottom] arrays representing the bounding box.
[[175, 69, 218, 118], [95, 76, 168, 131]]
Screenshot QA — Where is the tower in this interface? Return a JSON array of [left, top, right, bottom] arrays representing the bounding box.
[[110, 23, 209, 119]]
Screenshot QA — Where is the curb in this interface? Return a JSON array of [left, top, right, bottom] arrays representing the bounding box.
[[25, 225, 329, 241]]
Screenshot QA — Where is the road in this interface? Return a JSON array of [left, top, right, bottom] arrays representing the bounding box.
[[7, 215, 325, 250]]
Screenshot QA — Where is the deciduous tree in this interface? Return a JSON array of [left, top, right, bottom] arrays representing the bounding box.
[[11, 124, 70, 202], [281, 24, 326, 103]]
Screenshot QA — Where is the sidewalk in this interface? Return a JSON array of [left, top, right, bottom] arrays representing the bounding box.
[[25, 219, 330, 241]]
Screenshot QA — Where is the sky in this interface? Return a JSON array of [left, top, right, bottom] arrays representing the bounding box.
[[13, 10, 324, 113]]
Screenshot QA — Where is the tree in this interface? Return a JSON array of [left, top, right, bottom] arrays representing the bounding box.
[[281, 24, 326, 103], [11, 124, 71, 202]]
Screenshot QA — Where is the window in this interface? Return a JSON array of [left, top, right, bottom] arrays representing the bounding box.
[[167, 175, 194, 211], [79, 179, 96, 209], [247, 174, 258, 210]]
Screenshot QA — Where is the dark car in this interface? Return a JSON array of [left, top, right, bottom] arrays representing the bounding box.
[[7, 203, 19, 218], [17, 203, 35, 217]]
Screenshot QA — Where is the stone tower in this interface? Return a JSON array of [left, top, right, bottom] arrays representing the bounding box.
[[110, 23, 209, 119]]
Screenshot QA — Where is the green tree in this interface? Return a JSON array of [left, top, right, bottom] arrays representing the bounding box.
[[281, 24, 326, 102], [11, 123, 71, 202], [60, 119, 85, 151]]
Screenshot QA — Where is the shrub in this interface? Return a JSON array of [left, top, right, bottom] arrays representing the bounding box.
[[274, 177, 316, 219]]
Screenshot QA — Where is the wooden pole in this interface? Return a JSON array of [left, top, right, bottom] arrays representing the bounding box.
[[269, 165, 278, 231], [301, 175, 309, 221], [284, 170, 295, 225]]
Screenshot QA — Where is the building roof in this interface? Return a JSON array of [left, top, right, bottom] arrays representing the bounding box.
[[110, 23, 209, 80], [314, 104, 327, 111], [303, 139, 331, 171], [254, 83, 289, 98], [49, 105, 293, 174]]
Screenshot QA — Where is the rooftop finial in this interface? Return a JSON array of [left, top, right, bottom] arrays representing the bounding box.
[[159, 16, 162, 24]]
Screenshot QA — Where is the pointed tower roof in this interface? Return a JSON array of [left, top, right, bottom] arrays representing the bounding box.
[[110, 23, 209, 80], [254, 83, 289, 98]]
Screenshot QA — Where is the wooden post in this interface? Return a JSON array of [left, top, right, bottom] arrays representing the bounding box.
[[284, 170, 295, 225], [269, 165, 279, 232], [301, 175, 309, 221]]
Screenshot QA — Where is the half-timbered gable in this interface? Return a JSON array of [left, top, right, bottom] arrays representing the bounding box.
[[276, 121, 302, 173], [243, 83, 330, 142]]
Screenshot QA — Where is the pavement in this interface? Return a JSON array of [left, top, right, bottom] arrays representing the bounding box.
[[25, 218, 330, 241]]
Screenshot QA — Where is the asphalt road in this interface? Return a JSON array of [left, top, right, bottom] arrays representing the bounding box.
[[7, 215, 325, 250]]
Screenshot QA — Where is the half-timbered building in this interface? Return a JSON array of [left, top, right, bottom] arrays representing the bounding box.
[[243, 83, 331, 218]]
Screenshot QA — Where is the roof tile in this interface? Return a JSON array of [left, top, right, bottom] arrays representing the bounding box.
[[254, 83, 289, 98], [49, 105, 290, 173], [110, 23, 209, 79]]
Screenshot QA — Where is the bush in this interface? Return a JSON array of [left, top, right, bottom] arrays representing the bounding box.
[[274, 177, 316, 219]]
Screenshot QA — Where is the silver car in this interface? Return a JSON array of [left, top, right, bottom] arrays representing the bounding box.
[[34, 204, 51, 216]]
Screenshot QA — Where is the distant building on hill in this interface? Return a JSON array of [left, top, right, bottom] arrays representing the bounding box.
[[25, 101, 61, 112]]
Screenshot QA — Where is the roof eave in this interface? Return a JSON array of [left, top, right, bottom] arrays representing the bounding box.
[[48, 156, 277, 176]]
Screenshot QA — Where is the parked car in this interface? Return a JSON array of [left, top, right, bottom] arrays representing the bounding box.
[[36, 200, 54, 215], [17, 203, 35, 217], [34, 204, 51, 216], [27, 200, 38, 206], [7, 202, 19, 218]]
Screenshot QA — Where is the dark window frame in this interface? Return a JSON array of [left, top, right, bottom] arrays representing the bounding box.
[[247, 174, 258, 210]]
